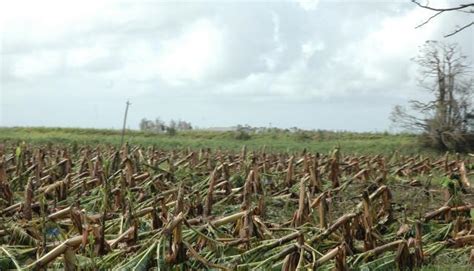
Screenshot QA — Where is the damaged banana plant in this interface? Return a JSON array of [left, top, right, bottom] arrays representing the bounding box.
[[0, 143, 472, 270]]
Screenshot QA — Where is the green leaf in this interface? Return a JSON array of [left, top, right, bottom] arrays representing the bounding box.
[[440, 177, 452, 188], [15, 147, 21, 158], [133, 242, 157, 271], [0, 246, 22, 270]]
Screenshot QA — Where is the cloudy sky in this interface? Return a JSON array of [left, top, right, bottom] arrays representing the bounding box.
[[0, 0, 472, 131]]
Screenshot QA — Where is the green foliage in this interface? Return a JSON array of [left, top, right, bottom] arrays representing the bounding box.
[[7, 223, 38, 246], [440, 177, 454, 188], [0, 246, 22, 270], [15, 146, 21, 159], [294, 130, 312, 141], [0, 127, 438, 156], [234, 126, 252, 140], [230, 174, 244, 187], [115, 242, 158, 270], [166, 127, 177, 136]]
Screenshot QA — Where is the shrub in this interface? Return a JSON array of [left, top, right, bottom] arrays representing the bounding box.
[[295, 131, 312, 141], [166, 127, 177, 136], [234, 126, 251, 140]]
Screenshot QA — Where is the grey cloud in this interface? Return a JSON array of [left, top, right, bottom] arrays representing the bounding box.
[[1, 0, 473, 131]]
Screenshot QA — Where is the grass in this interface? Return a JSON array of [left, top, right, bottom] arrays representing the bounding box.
[[0, 126, 439, 156]]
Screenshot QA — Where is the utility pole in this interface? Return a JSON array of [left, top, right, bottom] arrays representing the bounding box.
[[120, 100, 131, 146]]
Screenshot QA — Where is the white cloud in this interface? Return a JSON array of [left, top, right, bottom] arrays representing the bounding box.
[[0, 0, 110, 45], [271, 11, 281, 44], [66, 46, 110, 68], [301, 41, 325, 59], [294, 0, 319, 11], [157, 18, 223, 84], [260, 11, 285, 71], [105, 17, 225, 85], [11, 50, 62, 79], [333, 5, 440, 97]]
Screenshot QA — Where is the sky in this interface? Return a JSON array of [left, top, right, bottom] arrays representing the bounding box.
[[0, 0, 473, 132]]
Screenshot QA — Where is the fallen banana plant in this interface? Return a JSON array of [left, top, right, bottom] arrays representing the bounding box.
[[0, 144, 471, 270]]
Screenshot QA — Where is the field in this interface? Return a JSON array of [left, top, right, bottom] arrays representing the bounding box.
[[0, 128, 473, 270], [0, 127, 436, 156]]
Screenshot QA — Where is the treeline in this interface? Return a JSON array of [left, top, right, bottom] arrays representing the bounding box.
[[139, 118, 193, 135], [232, 124, 398, 141]]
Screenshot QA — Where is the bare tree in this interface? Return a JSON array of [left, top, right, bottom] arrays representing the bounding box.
[[139, 117, 193, 134], [154, 118, 166, 132], [391, 41, 473, 151], [139, 118, 154, 131], [177, 120, 193, 130], [412, 0, 474, 37], [166, 120, 177, 136]]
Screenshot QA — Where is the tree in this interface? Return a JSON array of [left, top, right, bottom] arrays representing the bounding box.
[[139, 117, 194, 134], [166, 120, 177, 136], [391, 41, 473, 151], [139, 118, 147, 131], [154, 118, 166, 132], [466, 111, 474, 131], [177, 120, 193, 130], [139, 118, 155, 131], [412, 0, 474, 37], [234, 124, 251, 140]]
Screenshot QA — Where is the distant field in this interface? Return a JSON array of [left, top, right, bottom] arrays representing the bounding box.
[[0, 127, 436, 156]]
